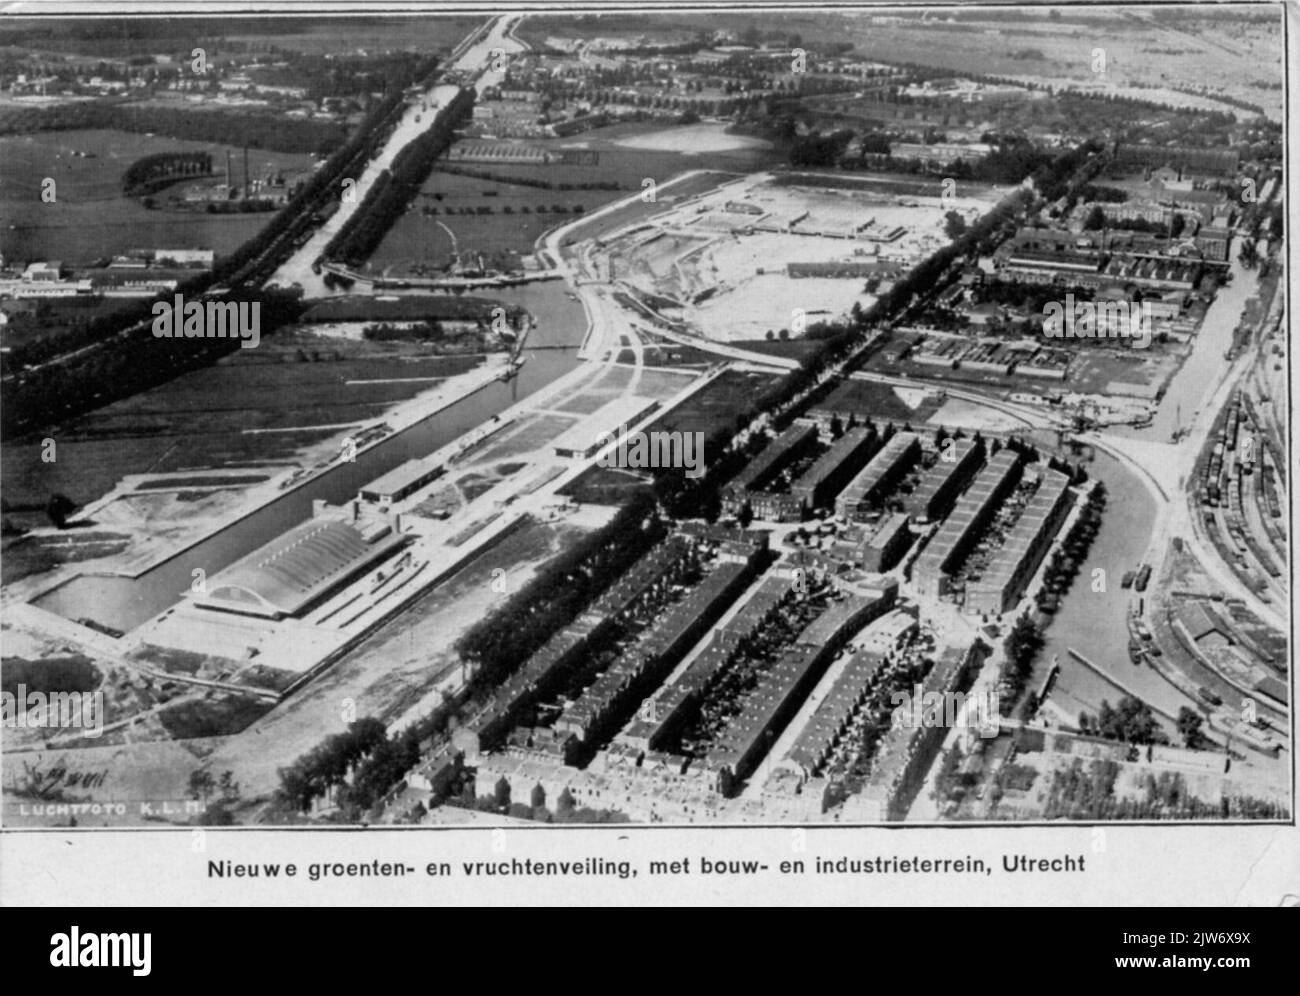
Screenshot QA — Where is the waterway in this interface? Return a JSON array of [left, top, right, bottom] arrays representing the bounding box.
[[32, 279, 585, 633], [1112, 238, 1254, 443], [1025, 436, 1193, 727]]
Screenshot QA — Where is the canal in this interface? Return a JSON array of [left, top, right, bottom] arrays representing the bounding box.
[[1112, 236, 1256, 443], [1026, 435, 1196, 728], [33, 279, 586, 633]]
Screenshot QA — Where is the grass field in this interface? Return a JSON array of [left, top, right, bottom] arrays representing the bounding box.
[[812, 377, 946, 426], [0, 342, 483, 510], [367, 168, 615, 273], [645, 368, 782, 440], [559, 464, 654, 505], [157, 694, 274, 740], [0, 129, 316, 264], [558, 367, 780, 503]]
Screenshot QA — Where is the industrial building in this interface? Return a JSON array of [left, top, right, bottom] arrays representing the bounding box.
[[964, 468, 1074, 617], [835, 431, 920, 521], [551, 395, 661, 459], [911, 449, 1022, 600], [190, 509, 408, 620], [359, 458, 445, 506], [1194, 226, 1232, 262]]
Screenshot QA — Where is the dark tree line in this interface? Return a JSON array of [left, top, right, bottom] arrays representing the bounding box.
[[455, 492, 666, 690], [122, 150, 213, 195], [0, 100, 346, 155], [325, 87, 476, 268], [275, 718, 388, 813], [434, 163, 623, 191], [787, 128, 854, 168]]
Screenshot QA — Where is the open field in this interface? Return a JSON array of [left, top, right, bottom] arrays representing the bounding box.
[[367, 168, 616, 273], [645, 367, 781, 439], [0, 129, 316, 263], [0, 340, 483, 511], [222, 16, 486, 55], [813, 376, 947, 426]]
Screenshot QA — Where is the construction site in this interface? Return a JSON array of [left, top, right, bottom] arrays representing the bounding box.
[[597, 173, 1006, 342]]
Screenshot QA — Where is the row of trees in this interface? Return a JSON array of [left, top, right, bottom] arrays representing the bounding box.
[[999, 616, 1045, 716], [434, 163, 622, 192], [423, 202, 585, 217], [4, 286, 303, 437], [275, 718, 389, 813], [451, 779, 629, 823], [0, 100, 345, 155], [455, 492, 666, 691], [325, 87, 476, 268], [1077, 695, 1167, 746], [276, 507, 688, 816], [1043, 760, 1286, 820]]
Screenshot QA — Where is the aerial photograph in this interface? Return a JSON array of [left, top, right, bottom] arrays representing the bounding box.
[[0, 4, 1289, 829]]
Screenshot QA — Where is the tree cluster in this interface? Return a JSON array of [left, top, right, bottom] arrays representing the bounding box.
[[455, 492, 666, 689], [122, 150, 213, 195], [275, 718, 388, 812]]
